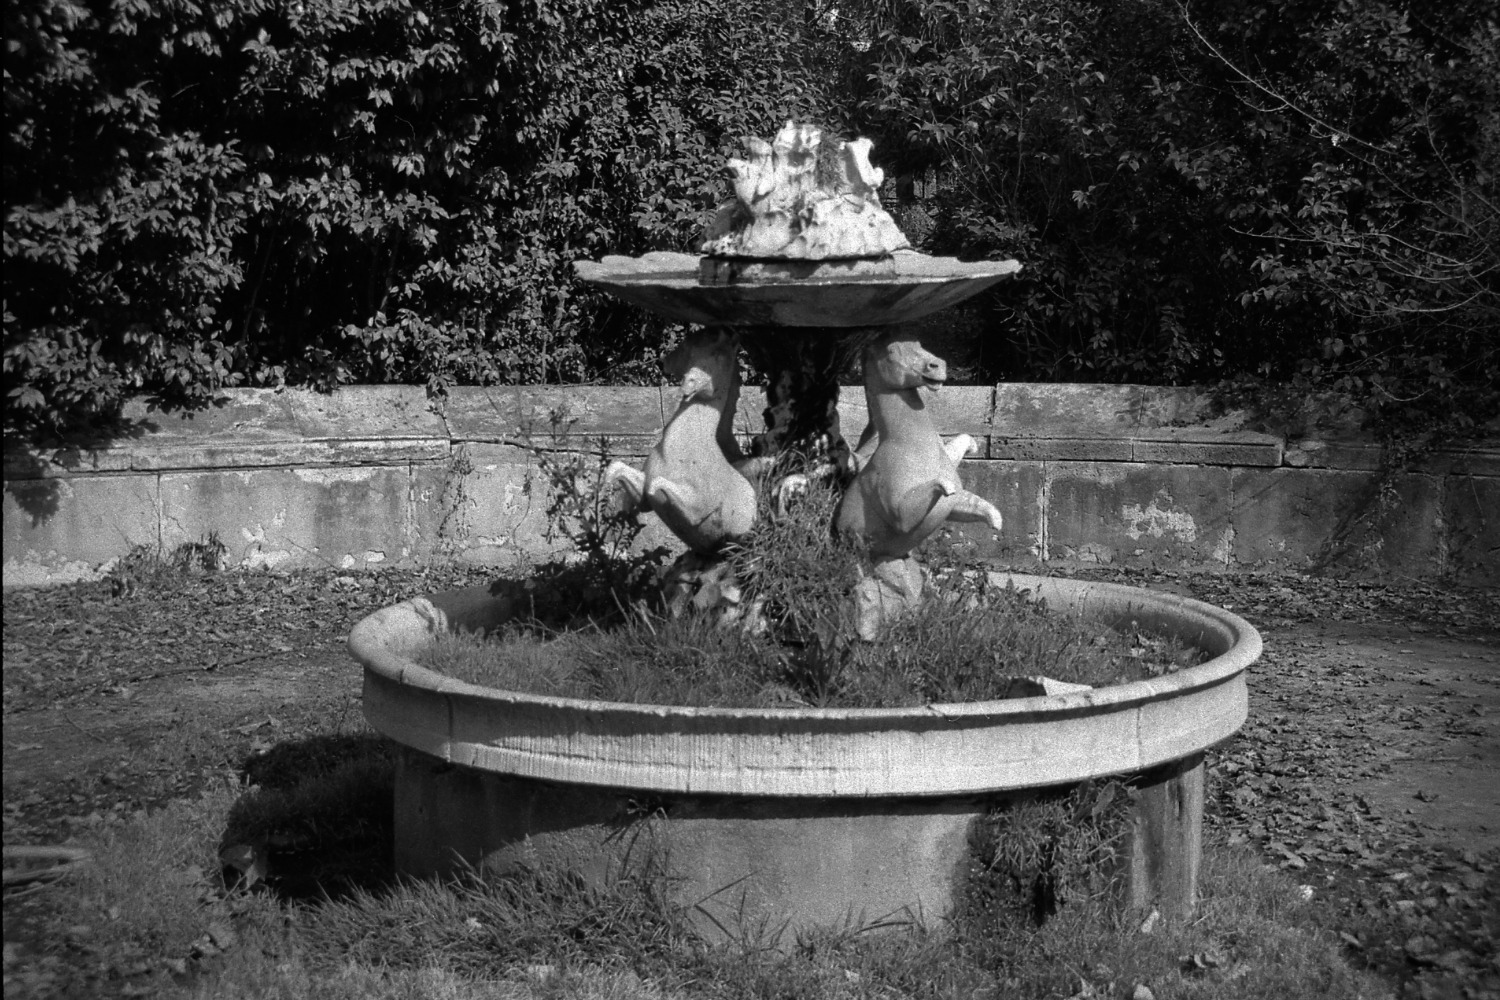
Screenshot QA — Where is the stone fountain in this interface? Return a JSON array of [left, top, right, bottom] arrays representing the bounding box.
[[578, 122, 1017, 636], [348, 123, 1257, 940]]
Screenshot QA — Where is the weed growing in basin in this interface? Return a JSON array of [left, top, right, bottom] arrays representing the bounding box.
[[521, 410, 673, 624], [32, 744, 1393, 998], [422, 479, 1205, 707]]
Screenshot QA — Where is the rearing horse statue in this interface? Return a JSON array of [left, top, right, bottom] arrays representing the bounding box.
[[606, 329, 757, 554], [835, 331, 1003, 559]]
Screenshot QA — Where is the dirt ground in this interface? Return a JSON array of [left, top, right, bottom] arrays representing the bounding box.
[[2, 565, 1497, 998]]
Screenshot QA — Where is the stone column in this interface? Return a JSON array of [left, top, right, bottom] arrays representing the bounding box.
[[739, 326, 879, 481], [1126, 751, 1205, 920]]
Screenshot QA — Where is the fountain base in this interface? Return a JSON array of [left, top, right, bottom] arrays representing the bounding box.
[[352, 575, 1253, 942], [393, 746, 1205, 940]]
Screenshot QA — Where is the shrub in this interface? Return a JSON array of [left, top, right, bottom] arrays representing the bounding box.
[[846, 0, 1498, 438], [4, 0, 845, 442]]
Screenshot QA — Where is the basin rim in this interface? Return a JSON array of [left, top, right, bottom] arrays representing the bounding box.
[[350, 573, 1257, 797]]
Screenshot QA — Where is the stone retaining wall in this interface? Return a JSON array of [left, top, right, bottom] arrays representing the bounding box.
[[4, 385, 1496, 586]]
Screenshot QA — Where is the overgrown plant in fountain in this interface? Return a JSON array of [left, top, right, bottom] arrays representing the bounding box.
[[513, 409, 674, 626], [421, 473, 1201, 708]]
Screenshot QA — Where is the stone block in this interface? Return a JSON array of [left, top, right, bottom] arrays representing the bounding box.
[[5, 389, 309, 476], [1045, 462, 1234, 567], [940, 461, 1044, 563], [990, 437, 1134, 462], [443, 385, 666, 446], [159, 466, 415, 571], [2, 475, 159, 584], [926, 386, 993, 438], [993, 383, 1224, 437], [1230, 468, 1442, 576], [1424, 448, 1500, 477], [432, 443, 559, 566], [1131, 430, 1281, 467], [1281, 439, 1383, 471], [13, 387, 450, 473], [287, 385, 443, 440], [1444, 475, 1499, 585]]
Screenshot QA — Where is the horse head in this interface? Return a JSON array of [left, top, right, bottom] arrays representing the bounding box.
[[664, 330, 739, 404], [865, 333, 946, 394]]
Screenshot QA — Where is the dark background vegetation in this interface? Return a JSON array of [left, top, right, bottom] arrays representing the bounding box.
[[5, 0, 1496, 450]]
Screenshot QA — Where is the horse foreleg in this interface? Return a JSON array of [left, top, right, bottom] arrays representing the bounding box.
[[605, 460, 647, 512], [943, 433, 977, 465], [890, 476, 958, 534], [945, 490, 1003, 532]]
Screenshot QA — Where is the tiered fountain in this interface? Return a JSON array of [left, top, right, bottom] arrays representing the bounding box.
[[349, 123, 1257, 937]]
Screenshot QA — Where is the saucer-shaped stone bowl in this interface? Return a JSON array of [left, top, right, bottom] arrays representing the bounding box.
[[349, 574, 1257, 938], [572, 250, 1021, 327]]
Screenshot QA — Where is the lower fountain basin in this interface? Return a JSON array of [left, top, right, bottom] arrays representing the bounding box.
[[348, 574, 1257, 935]]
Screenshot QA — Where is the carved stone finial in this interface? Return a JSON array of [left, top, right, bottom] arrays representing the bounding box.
[[701, 122, 910, 263]]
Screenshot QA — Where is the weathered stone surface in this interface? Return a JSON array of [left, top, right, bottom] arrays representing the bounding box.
[[1230, 468, 1442, 575], [4, 386, 1496, 584], [1422, 448, 1500, 477], [433, 442, 683, 568], [159, 466, 416, 571], [131, 438, 450, 471], [1046, 462, 1234, 567], [1443, 475, 1499, 585], [991, 437, 1135, 462], [286, 385, 443, 440], [993, 383, 1245, 436], [2, 476, 158, 585], [433, 443, 560, 566], [442, 385, 665, 449], [1131, 429, 1281, 467], [949, 462, 1044, 563], [1281, 439, 1383, 471]]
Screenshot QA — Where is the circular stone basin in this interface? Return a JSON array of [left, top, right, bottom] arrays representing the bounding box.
[[349, 574, 1258, 936], [573, 250, 1021, 327]]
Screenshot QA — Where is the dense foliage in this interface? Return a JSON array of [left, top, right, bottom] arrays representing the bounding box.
[[4, 0, 842, 440], [5, 0, 1496, 446], [849, 0, 1498, 439]]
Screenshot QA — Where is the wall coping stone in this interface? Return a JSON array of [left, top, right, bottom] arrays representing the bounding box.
[[6, 384, 1493, 479]]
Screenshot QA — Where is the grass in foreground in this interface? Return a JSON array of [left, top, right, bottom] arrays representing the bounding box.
[[9, 745, 1393, 1000]]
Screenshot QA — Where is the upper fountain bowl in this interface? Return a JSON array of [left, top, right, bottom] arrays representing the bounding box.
[[573, 250, 1021, 327]]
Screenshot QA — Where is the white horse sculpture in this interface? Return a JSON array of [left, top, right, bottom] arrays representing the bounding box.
[[835, 332, 1003, 559], [606, 330, 757, 553]]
